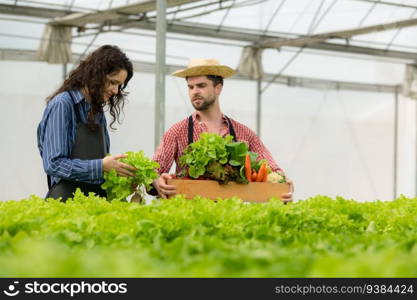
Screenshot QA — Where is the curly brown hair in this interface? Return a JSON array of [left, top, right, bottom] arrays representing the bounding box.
[[47, 45, 133, 130]]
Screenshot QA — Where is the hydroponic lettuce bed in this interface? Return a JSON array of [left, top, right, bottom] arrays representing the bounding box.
[[1, 191, 417, 277]]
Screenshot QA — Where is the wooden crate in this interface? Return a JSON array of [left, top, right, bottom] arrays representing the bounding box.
[[167, 179, 290, 202]]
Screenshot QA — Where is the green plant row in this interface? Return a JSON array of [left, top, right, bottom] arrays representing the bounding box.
[[1, 191, 417, 277]]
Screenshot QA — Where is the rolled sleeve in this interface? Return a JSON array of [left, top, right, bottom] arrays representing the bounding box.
[[153, 126, 179, 174]]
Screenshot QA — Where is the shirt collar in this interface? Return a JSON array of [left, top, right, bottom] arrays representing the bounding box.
[[70, 89, 87, 105]]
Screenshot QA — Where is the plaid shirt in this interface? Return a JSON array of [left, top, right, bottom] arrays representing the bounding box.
[[153, 112, 283, 175]]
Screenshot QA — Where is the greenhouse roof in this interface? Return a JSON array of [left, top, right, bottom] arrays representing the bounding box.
[[1, 0, 417, 86]]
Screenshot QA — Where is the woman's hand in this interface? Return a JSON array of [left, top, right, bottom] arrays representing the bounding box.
[[152, 173, 177, 199], [102, 154, 137, 177]]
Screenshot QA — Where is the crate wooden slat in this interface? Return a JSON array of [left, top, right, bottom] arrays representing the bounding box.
[[168, 179, 290, 202]]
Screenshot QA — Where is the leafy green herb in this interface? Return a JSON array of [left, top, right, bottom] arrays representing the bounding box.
[[179, 133, 233, 178], [101, 151, 159, 201], [226, 141, 249, 166]]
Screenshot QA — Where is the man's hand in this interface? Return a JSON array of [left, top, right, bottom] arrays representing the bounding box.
[[152, 173, 177, 199], [281, 179, 294, 204], [102, 154, 137, 177]]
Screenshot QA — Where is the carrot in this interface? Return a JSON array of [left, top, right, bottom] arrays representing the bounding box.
[[263, 171, 268, 182], [251, 171, 257, 181], [256, 163, 267, 182], [245, 154, 252, 182]]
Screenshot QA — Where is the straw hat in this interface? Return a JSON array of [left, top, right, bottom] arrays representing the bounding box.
[[171, 58, 236, 78]]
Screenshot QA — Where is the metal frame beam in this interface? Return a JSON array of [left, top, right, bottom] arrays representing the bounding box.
[[154, 0, 167, 149], [353, 0, 417, 10], [48, 0, 203, 26], [2, 4, 417, 62], [0, 4, 75, 19], [119, 20, 417, 62], [0, 48, 399, 94], [257, 17, 417, 49]]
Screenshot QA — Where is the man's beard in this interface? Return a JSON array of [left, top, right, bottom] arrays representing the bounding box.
[[192, 97, 215, 111]]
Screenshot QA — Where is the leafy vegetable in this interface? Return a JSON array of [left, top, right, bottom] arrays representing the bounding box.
[[227, 142, 249, 166], [1, 193, 417, 277], [101, 151, 159, 201], [267, 172, 286, 183], [205, 161, 247, 184], [179, 133, 264, 184], [179, 133, 233, 178]]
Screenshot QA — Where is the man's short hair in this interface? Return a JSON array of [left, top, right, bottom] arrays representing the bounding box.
[[206, 75, 223, 86], [185, 75, 224, 86]]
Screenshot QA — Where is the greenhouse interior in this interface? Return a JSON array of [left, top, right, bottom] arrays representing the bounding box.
[[1, 0, 417, 279]]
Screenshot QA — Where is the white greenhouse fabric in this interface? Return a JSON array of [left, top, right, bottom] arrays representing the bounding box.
[[403, 64, 417, 100], [237, 47, 264, 80], [38, 24, 72, 64]]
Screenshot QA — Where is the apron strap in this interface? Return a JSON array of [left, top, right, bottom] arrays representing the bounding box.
[[187, 115, 194, 145], [47, 175, 52, 189], [225, 116, 237, 142]]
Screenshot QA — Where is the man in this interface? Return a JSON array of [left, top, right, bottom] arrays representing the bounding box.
[[152, 58, 293, 202]]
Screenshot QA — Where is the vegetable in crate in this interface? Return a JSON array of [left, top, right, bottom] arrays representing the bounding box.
[[179, 133, 265, 184], [102, 151, 160, 202], [267, 172, 286, 183], [179, 133, 233, 179], [256, 162, 268, 182], [244, 154, 252, 182]]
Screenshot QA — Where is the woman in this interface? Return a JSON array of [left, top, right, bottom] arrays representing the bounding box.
[[37, 45, 136, 201]]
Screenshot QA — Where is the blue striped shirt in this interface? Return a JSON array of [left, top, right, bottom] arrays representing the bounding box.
[[37, 90, 110, 186]]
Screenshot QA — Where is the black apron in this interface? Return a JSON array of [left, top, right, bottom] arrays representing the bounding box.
[[46, 92, 107, 201], [187, 115, 237, 145]]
